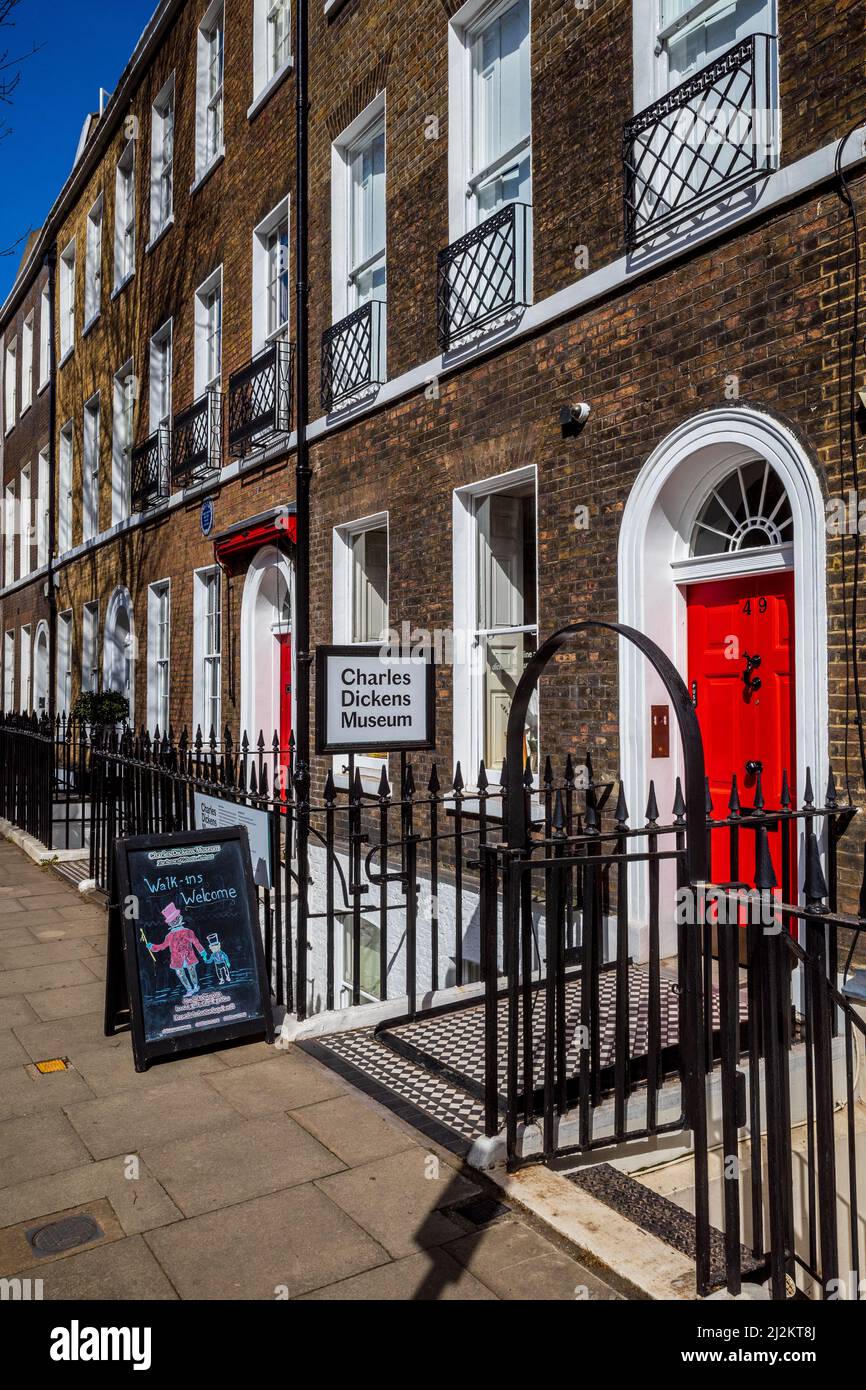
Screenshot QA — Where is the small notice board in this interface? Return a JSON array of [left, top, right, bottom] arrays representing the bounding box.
[[105, 826, 274, 1072], [315, 645, 435, 754]]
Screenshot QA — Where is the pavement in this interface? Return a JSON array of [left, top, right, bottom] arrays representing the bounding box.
[[0, 840, 620, 1301]]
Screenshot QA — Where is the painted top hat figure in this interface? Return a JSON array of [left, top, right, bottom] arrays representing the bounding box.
[[207, 933, 231, 984], [146, 902, 210, 998]]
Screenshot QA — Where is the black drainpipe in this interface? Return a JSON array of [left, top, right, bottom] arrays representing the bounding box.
[[293, 0, 311, 1019], [44, 246, 58, 722]]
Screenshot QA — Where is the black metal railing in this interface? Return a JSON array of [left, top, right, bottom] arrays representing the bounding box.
[[0, 713, 95, 850], [321, 300, 386, 413], [171, 386, 222, 488], [436, 202, 532, 352], [131, 423, 171, 512], [228, 338, 294, 458], [623, 33, 777, 249]]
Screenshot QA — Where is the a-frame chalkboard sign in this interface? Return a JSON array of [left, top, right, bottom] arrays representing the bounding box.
[[105, 826, 274, 1072]]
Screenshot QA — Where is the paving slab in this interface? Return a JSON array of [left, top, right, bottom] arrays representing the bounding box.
[[0, 928, 37, 949], [0, 995, 39, 1029], [299, 1246, 499, 1300], [0, 1029, 29, 1069], [213, 1039, 281, 1067], [315, 1147, 479, 1259], [291, 1093, 419, 1167], [0, 1110, 93, 1187], [445, 1218, 619, 1301], [64, 1076, 247, 1159], [145, 1183, 388, 1299], [0, 1060, 94, 1119], [0, 959, 98, 998], [141, 1113, 346, 1217], [0, 939, 103, 971], [24, 981, 105, 1021], [204, 1051, 348, 1116], [7, 1234, 178, 1300], [12, 1011, 125, 1061], [65, 1043, 226, 1098], [0, 1155, 182, 1235]]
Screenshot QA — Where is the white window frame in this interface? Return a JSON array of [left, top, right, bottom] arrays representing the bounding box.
[[633, 0, 777, 110], [19, 626, 31, 713], [112, 361, 135, 525], [252, 0, 292, 110], [3, 630, 15, 713], [447, 0, 532, 243], [3, 336, 15, 432], [36, 447, 49, 567], [330, 93, 386, 325], [194, 267, 222, 396], [147, 579, 171, 735], [331, 512, 389, 785], [252, 201, 289, 353], [195, 1, 225, 181], [114, 140, 136, 291], [18, 464, 31, 579], [4, 482, 15, 584], [38, 284, 50, 390], [452, 464, 538, 788], [103, 586, 136, 719], [149, 320, 173, 433], [150, 74, 175, 242], [58, 421, 73, 554], [193, 565, 222, 739], [56, 609, 73, 716], [83, 393, 101, 542], [59, 240, 76, 358], [84, 195, 104, 327], [82, 602, 99, 694], [20, 313, 33, 413]]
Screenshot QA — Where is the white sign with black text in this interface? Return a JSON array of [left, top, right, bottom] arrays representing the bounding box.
[[193, 793, 273, 889], [316, 646, 436, 754]]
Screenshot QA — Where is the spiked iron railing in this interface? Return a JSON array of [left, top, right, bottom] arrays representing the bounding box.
[[436, 202, 532, 352], [171, 386, 222, 488], [321, 300, 386, 413], [228, 338, 294, 458], [623, 33, 777, 250], [131, 422, 171, 512]]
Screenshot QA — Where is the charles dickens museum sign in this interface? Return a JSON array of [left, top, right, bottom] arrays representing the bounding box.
[[316, 645, 435, 754]]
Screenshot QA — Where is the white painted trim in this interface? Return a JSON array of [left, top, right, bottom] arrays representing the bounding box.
[[617, 406, 828, 936], [252, 199, 289, 354], [103, 584, 136, 719], [146, 577, 171, 735], [239, 544, 294, 747], [330, 91, 386, 325], [331, 511, 389, 786]]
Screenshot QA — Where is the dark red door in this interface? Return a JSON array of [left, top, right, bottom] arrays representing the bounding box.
[[686, 571, 795, 896], [277, 633, 292, 793]]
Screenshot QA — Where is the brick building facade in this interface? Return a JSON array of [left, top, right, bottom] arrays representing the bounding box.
[[2, 0, 866, 914]]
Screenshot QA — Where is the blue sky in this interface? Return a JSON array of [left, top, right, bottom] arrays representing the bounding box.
[[0, 0, 155, 300]]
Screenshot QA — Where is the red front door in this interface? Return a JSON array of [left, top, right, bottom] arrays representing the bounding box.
[[276, 633, 292, 792], [686, 571, 796, 896]]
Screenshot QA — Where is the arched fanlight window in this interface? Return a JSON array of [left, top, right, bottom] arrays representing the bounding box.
[[690, 459, 793, 557]]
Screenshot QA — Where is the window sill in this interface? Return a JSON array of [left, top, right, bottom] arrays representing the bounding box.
[[58, 346, 74, 370], [190, 151, 225, 196], [37, 378, 50, 396], [3, 424, 14, 438], [20, 401, 31, 419], [247, 59, 294, 121], [82, 312, 101, 339], [324, 0, 351, 18], [146, 216, 174, 254], [111, 272, 135, 302]]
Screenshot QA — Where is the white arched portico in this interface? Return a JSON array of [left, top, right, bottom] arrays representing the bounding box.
[[240, 546, 294, 749], [103, 586, 136, 721], [617, 406, 827, 931], [33, 621, 49, 716]]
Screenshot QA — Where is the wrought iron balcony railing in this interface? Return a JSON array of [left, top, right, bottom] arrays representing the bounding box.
[[228, 338, 294, 458], [321, 300, 386, 414], [436, 202, 532, 353], [623, 33, 777, 250], [131, 423, 171, 512], [171, 386, 222, 489]]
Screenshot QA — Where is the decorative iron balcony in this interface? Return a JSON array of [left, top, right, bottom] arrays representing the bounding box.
[[321, 300, 386, 414], [171, 386, 222, 489], [131, 423, 171, 512], [436, 202, 532, 353], [228, 338, 294, 459], [623, 33, 777, 250]]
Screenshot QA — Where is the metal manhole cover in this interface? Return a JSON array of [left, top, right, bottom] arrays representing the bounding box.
[[27, 1213, 103, 1257]]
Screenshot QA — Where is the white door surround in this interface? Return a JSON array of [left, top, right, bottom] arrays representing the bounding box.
[[239, 544, 294, 747], [617, 406, 827, 936], [103, 585, 136, 720]]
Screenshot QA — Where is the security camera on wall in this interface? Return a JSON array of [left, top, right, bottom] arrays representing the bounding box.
[[560, 402, 591, 437]]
